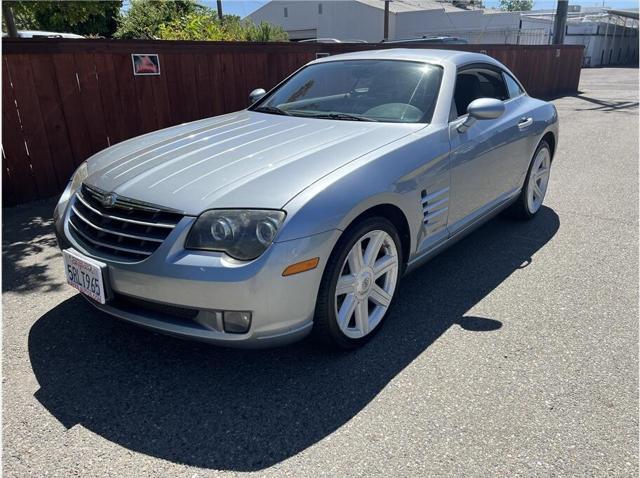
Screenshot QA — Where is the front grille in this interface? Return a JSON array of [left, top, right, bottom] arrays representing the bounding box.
[[68, 184, 183, 262]]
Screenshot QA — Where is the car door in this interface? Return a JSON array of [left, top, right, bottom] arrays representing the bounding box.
[[447, 64, 525, 235], [501, 71, 538, 191]]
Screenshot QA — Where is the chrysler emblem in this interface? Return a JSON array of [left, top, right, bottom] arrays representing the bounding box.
[[101, 193, 118, 208]]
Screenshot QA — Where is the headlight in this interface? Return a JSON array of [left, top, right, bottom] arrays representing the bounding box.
[[185, 209, 286, 261]]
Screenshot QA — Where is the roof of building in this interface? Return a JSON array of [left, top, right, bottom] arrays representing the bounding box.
[[355, 0, 467, 14], [522, 7, 640, 25], [606, 8, 639, 20]]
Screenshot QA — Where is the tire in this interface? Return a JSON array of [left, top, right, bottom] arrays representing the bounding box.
[[508, 140, 553, 220], [313, 216, 403, 350]]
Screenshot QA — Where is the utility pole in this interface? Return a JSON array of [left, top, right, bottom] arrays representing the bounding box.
[[217, 0, 223, 21], [552, 0, 568, 44], [384, 0, 391, 41], [2, 3, 19, 38]]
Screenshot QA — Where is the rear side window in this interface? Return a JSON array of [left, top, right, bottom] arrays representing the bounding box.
[[453, 67, 509, 117], [503, 72, 524, 98]]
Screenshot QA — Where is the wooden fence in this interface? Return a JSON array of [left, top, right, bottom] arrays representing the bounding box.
[[2, 39, 584, 206]]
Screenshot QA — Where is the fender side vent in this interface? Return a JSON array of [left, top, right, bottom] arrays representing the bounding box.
[[421, 187, 449, 225]]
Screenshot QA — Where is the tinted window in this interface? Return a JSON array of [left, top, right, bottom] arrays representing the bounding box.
[[257, 60, 443, 123], [503, 73, 524, 98], [453, 67, 508, 117]]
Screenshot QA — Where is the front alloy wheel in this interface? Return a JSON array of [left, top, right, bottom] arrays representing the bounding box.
[[314, 217, 402, 349], [335, 230, 399, 339]]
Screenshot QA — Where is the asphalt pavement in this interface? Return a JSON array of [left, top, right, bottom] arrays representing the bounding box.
[[2, 67, 638, 477]]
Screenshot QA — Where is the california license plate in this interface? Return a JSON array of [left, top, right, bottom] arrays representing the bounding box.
[[63, 249, 107, 304]]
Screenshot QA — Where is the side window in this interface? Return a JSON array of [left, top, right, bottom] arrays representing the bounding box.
[[475, 70, 508, 101], [503, 72, 524, 99], [453, 67, 509, 118]]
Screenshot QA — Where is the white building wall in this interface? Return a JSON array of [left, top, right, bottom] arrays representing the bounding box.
[[248, 1, 320, 39], [249, 1, 524, 43], [519, 16, 552, 38], [396, 10, 518, 37], [396, 9, 539, 44], [249, 0, 633, 49], [248, 1, 389, 42], [320, 1, 393, 42]]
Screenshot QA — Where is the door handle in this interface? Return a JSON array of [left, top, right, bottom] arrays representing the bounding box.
[[518, 117, 533, 129]]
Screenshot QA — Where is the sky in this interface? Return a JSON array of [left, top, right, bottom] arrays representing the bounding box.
[[201, 0, 268, 17], [208, 0, 640, 17]]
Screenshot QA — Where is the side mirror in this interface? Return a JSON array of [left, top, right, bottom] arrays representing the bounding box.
[[249, 88, 266, 105], [457, 98, 505, 133]]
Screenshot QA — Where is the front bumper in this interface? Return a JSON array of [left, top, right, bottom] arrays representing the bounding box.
[[55, 195, 340, 348]]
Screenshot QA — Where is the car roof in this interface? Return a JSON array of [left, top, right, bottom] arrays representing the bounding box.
[[310, 48, 501, 68], [13, 29, 84, 38], [299, 38, 342, 43], [383, 37, 467, 43]]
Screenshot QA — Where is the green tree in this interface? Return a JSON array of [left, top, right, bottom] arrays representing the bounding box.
[[114, 0, 201, 39], [157, 11, 229, 41], [245, 21, 288, 42], [499, 0, 534, 11], [156, 9, 288, 42], [4, 1, 122, 37]]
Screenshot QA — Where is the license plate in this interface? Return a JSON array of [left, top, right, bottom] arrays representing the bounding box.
[[63, 249, 107, 304]]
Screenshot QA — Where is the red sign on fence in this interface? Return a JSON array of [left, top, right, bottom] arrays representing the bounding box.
[[131, 54, 160, 76]]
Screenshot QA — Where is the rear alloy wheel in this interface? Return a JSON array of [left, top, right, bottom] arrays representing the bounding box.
[[526, 145, 551, 214], [314, 217, 402, 349], [509, 140, 552, 219]]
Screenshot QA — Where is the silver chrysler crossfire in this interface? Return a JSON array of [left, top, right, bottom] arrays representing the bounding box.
[[54, 49, 558, 349]]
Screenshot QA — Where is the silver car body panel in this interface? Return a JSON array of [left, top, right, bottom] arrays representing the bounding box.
[[85, 112, 422, 214], [55, 49, 559, 347]]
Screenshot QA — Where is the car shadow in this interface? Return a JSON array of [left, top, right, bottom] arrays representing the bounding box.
[[28, 206, 559, 471]]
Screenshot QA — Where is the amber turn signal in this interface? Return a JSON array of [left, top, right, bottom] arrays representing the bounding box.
[[282, 257, 320, 276]]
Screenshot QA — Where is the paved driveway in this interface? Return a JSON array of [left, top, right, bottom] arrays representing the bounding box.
[[3, 67, 638, 477]]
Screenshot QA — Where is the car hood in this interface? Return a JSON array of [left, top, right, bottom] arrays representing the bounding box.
[[85, 110, 421, 215]]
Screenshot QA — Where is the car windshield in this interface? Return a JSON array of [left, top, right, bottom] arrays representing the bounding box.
[[254, 60, 443, 124]]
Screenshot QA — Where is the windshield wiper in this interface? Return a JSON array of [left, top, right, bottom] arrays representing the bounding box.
[[257, 107, 377, 122], [307, 112, 378, 122], [253, 105, 292, 116]]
